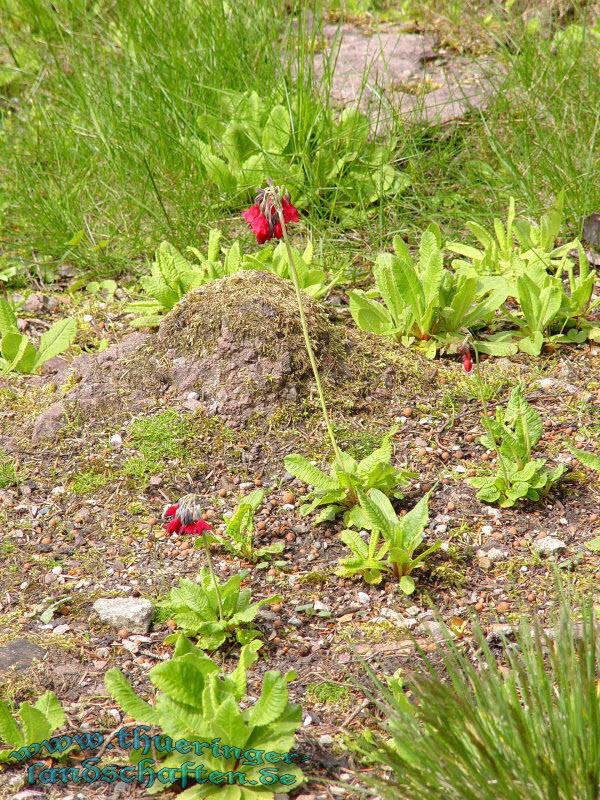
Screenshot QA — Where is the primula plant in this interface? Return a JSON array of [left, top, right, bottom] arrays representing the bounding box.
[[127, 229, 341, 327], [349, 226, 511, 359], [186, 91, 408, 224], [467, 386, 565, 507], [284, 429, 415, 524], [0, 298, 76, 374], [160, 568, 280, 650], [336, 488, 438, 594], [208, 489, 284, 563], [105, 636, 304, 798], [0, 691, 66, 763]]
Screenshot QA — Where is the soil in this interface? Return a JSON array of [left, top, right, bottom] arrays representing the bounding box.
[[0, 270, 599, 800]]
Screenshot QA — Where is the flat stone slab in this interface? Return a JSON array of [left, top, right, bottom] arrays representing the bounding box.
[[0, 638, 47, 673], [313, 24, 496, 128]]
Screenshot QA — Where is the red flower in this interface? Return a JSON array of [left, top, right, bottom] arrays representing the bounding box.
[[163, 501, 212, 536], [459, 346, 473, 373], [242, 194, 299, 244]]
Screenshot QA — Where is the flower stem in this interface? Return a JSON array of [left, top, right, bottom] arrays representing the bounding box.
[[276, 209, 344, 470], [201, 536, 223, 621]]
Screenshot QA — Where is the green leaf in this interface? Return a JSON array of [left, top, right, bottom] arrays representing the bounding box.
[[212, 696, 250, 749], [33, 318, 77, 367], [1, 332, 37, 373], [399, 575, 416, 595], [0, 299, 17, 336], [33, 692, 65, 730], [283, 455, 338, 491], [585, 536, 600, 552], [0, 701, 24, 748], [261, 105, 290, 154], [18, 703, 53, 745], [518, 332, 544, 356], [348, 290, 394, 336], [105, 669, 162, 725], [247, 671, 289, 727], [567, 446, 600, 472]]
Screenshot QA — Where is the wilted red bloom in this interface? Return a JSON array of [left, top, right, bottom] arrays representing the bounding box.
[[243, 195, 299, 244], [459, 345, 473, 373], [163, 502, 212, 536]]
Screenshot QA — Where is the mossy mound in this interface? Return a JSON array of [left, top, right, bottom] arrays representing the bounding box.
[[140, 270, 384, 421]]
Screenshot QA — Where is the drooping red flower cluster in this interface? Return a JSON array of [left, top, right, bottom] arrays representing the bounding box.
[[458, 344, 473, 373], [163, 503, 212, 535], [243, 194, 299, 244]]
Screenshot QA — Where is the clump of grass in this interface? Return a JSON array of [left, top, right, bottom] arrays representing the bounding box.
[[358, 595, 600, 799], [121, 410, 195, 478], [0, 453, 18, 488], [69, 469, 111, 494]]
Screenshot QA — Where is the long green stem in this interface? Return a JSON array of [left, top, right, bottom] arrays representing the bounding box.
[[202, 536, 223, 621], [276, 208, 344, 470]]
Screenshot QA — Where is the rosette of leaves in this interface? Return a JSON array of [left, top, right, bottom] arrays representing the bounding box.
[[0, 298, 76, 374], [160, 568, 281, 650], [348, 225, 511, 359], [447, 195, 577, 283], [127, 232, 341, 327], [0, 691, 66, 763], [184, 90, 408, 223], [467, 386, 565, 507], [105, 636, 304, 798], [207, 489, 284, 563], [336, 488, 438, 594], [284, 429, 415, 524]]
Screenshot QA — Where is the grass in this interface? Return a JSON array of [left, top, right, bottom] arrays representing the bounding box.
[[358, 595, 600, 800], [0, 0, 598, 286]]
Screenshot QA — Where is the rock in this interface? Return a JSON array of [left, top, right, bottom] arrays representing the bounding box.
[[319, 734, 334, 745], [488, 623, 514, 637], [110, 433, 123, 448], [583, 212, 600, 247], [0, 638, 47, 673], [31, 401, 66, 442], [357, 591, 370, 605], [538, 378, 578, 395], [418, 620, 448, 640], [534, 536, 567, 557], [23, 293, 45, 313], [312, 25, 496, 129], [477, 547, 508, 563], [92, 597, 154, 633]]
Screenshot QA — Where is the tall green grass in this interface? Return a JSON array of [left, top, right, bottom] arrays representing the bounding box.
[[0, 0, 599, 277], [358, 598, 600, 799]]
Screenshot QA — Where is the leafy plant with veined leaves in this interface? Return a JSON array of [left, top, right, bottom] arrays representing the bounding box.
[[501, 245, 600, 354], [567, 445, 600, 473], [206, 489, 285, 563], [0, 298, 76, 374], [105, 636, 305, 798], [159, 568, 280, 650], [467, 386, 565, 507], [336, 488, 438, 594], [349, 226, 511, 359], [284, 429, 415, 524], [448, 195, 576, 282], [127, 232, 341, 327], [185, 91, 409, 224], [0, 691, 66, 763]]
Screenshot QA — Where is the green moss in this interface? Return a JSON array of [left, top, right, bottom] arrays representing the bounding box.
[[306, 681, 352, 709], [129, 410, 192, 461], [69, 469, 112, 494]]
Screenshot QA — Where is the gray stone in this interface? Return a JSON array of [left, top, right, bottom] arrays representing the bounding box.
[[418, 620, 449, 640], [534, 536, 567, 557], [312, 25, 496, 130], [583, 212, 600, 247], [538, 378, 578, 395], [92, 597, 154, 633], [32, 401, 66, 442], [0, 638, 47, 673], [477, 547, 508, 563]]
